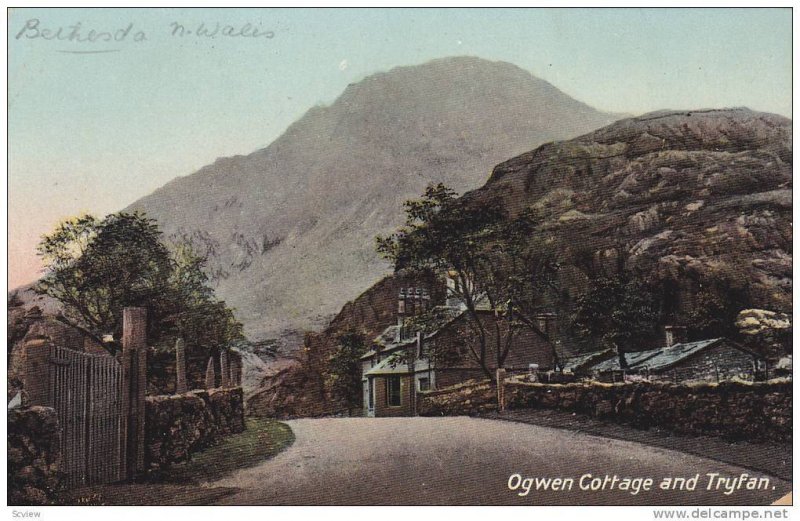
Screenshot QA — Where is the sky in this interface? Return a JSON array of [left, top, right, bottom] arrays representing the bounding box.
[[7, 7, 792, 288]]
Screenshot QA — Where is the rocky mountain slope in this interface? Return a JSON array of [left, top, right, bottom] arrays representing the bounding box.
[[473, 108, 792, 316], [125, 56, 619, 345], [255, 108, 791, 417]]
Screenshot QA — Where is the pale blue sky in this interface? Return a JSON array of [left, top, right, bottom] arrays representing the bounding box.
[[8, 8, 792, 287]]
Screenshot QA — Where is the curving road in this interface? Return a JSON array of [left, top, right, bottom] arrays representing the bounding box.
[[209, 417, 790, 506]]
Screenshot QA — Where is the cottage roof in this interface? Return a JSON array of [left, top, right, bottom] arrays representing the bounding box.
[[591, 338, 725, 373], [359, 325, 418, 360], [364, 354, 431, 376], [560, 349, 614, 372], [360, 307, 467, 361]]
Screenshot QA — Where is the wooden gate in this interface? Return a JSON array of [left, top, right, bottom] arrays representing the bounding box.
[[48, 346, 126, 488]]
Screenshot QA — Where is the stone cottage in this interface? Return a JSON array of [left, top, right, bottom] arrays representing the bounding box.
[[360, 282, 556, 417], [579, 327, 765, 383]]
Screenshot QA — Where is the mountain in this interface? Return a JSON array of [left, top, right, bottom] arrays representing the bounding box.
[[473, 108, 791, 317], [254, 107, 791, 417], [125, 56, 619, 345]]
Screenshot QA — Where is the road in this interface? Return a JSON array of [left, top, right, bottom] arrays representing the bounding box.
[[209, 417, 790, 505]]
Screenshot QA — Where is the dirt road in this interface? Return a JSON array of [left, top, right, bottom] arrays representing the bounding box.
[[209, 417, 790, 505]]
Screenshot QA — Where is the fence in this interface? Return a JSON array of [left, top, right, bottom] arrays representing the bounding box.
[[23, 308, 148, 489], [20, 307, 244, 489]]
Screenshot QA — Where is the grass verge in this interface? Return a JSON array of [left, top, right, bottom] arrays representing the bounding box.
[[161, 417, 295, 484]]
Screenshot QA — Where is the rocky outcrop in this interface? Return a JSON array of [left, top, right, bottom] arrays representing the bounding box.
[[145, 388, 245, 473], [8, 406, 63, 505], [470, 108, 792, 350]]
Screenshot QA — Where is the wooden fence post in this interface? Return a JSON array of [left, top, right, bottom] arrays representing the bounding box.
[[23, 337, 51, 407], [205, 357, 216, 389], [496, 368, 507, 412], [220, 350, 230, 388], [175, 338, 187, 394], [122, 307, 147, 480]]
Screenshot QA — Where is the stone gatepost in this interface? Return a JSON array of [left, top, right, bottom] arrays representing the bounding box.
[[220, 350, 230, 388], [496, 368, 507, 412], [205, 357, 216, 389], [122, 307, 147, 479], [23, 337, 51, 407], [175, 338, 188, 395]]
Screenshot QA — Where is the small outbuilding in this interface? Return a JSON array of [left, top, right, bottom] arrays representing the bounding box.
[[587, 334, 764, 384]]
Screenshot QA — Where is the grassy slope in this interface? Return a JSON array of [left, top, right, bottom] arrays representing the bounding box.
[[162, 418, 295, 484]]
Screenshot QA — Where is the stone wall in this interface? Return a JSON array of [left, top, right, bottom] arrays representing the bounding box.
[[8, 406, 63, 505], [145, 387, 245, 473], [417, 378, 791, 442], [417, 379, 497, 416], [505, 380, 791, 442]]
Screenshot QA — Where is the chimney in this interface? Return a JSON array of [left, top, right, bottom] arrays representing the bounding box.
[[664, 325, 687, 347], [398, 287, 407, 316], [534, 312, 556, 338], [396, 288, 407, 341]]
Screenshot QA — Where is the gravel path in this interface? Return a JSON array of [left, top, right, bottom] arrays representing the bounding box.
[[209, 417, 790, 505]]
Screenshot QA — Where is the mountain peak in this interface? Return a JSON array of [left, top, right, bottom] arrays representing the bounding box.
[[127, 58, 619, 344]]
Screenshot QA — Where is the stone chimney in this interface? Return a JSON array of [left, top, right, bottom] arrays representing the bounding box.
[[534, 312, 557, 338], [664, 325, 687, 347]]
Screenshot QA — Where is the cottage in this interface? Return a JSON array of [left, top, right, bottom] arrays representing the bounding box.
[[583, 327, 764, 383], [360, 282, 556, 417]]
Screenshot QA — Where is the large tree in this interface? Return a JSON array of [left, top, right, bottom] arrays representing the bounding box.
[[376, 184, 560, 377], [36, 212, 243, 355]]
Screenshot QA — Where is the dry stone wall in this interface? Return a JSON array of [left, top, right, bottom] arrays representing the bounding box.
[[417, 379, 791, 442], [145, 387, 245, 473], [505, 380, 791, 442], [417, 380, 497, 416], [8, 406, 63, 505]]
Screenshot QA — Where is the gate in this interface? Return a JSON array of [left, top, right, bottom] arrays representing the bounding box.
[[48, 346, 126, 488], [23, 307, 149, 489]]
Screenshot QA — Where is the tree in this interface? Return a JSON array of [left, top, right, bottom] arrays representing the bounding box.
[[571, 276, 659, 368], [165, 234, 244, 354], [479, 209, 564, 368], [377, 184, 506, 378], [377, 184, 560, 377], [325, 329, 367, 408], [36, 212, 243, 355]]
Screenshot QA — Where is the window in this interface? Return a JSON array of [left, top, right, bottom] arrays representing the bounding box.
[[387, 376, 401, 406], [418, 377, 430, 392], [368, 379, 374, 409]]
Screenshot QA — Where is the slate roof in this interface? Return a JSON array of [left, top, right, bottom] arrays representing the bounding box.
[[359, 325, 417, 360], [360, 307, 466, 361], [591, 338, 724, 373], [560, 349, 614, 372], [364, 354, 431, 376]]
